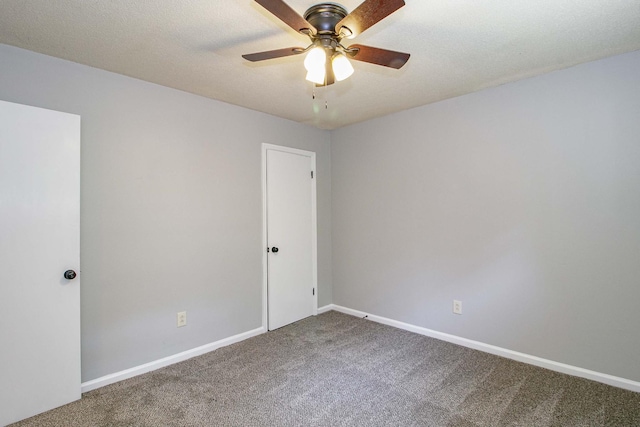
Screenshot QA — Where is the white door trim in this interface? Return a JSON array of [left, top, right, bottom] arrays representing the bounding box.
[[262, 143, 318, 331]]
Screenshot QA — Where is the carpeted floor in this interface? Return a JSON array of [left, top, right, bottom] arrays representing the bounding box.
[[13, 311, 640, 426]]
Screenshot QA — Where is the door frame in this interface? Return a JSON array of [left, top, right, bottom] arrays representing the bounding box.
[[262, 143, 318, 331]]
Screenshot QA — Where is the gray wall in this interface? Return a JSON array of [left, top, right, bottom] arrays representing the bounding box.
[[4, 40, 639, 386], [0, 44, 332, 381], [331, 50, 640, 382]]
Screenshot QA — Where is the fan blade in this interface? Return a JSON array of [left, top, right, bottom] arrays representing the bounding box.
[[242, 47, 305, 62], [348, 44, 410, 69], [255, 0, 316, 35], [336, 0, 405, 38]]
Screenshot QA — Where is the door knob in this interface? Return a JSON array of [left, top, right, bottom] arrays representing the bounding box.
[[64, 270, 77, 280], [271, 247, 279, 253]]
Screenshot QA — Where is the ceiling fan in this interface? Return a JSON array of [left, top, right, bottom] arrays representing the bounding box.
[[242, 0, 410, 86]]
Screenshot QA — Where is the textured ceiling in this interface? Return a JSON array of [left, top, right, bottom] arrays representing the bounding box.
[[1, 1, 639, 129]]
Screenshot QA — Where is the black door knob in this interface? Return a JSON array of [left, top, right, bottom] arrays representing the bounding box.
[[64, 270, 77, 280], [271, 247, 279, 253]]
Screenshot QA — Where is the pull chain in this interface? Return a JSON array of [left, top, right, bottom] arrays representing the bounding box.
[[311, 84, 328, 109]]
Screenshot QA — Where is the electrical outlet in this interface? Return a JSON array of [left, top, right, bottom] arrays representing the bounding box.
[[177, 311, 187, 327], [453, 300, 462, 315]]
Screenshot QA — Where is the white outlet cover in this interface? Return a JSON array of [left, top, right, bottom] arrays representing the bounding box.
[[177, 311, 187, 327], [453, 300, 462, 315]]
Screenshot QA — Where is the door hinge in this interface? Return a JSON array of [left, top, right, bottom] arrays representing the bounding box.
[[311, 171, 314, 179], [313, 288, 315, 296]]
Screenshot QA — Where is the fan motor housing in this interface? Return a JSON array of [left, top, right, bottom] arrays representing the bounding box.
[[304, 3, 348, 34]]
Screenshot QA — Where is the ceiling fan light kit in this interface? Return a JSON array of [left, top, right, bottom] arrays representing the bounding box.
[[243, 0, 410, 87], [304, 46, 327, 84], [332, 52, 354, 81]]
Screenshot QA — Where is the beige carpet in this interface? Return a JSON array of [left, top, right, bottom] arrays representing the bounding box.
[[13, 311, 640, 426]]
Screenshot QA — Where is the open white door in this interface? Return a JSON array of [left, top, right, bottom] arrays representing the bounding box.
[[0, 100, 81, 425], [263, 144, 317, 330]]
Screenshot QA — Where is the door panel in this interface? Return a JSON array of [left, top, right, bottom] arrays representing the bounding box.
[[266, 147, 315, 330], [0, 100, 81, 425]]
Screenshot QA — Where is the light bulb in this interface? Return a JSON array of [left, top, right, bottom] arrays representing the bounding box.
[[304, 47, 326, 72], [332, 53, 354, 81], [306, 68, 326, 85]]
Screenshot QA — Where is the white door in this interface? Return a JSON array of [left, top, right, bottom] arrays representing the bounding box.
[[0, 100, 81, 425], [264, 145, 317, 330]]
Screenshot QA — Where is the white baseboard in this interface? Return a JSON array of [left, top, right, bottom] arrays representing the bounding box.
[[324, 304, 640, 393], [82, 307, 640, 394], [317, 304, 334, 314], [81, 326, 266, 393]]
